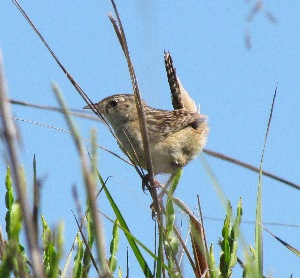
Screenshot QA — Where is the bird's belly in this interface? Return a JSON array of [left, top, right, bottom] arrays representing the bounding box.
[[151, 125, 208, 174], [115, 121, 208, 175]]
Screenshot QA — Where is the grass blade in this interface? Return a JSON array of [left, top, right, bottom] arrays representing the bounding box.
[[255, 85, 277, 276], [99, 175, 153, 277], [260, 224, 300, 257]]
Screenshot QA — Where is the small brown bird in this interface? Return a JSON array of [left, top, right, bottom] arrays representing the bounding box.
[[84, 94, 208, 175]]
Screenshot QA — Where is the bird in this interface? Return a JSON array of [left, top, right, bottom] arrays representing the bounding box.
[[84, 93, 208, 175]]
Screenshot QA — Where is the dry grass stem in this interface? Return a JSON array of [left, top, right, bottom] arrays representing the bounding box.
[[0, 52, 45, 277], [10, 99, 100, 121], [203, 149, 300, 190], [108, 0, 161, 223], [53, 84, 110, 276]]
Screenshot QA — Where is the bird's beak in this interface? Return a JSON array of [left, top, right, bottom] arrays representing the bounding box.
[[83, 103, 105, 114], [83, 104, 91, 109]]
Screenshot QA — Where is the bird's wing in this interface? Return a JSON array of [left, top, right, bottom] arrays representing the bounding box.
[[145, 107, 207, 141]]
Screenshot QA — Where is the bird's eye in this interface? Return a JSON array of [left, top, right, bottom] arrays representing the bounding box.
[[110, 100, 118, 107]]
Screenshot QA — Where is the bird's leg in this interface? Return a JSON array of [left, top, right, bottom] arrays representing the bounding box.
[[142, 173, 162, 193], [142, 174, 165, 218]]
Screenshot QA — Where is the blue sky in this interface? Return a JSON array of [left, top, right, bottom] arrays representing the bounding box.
[[1, 1, 300, 276]]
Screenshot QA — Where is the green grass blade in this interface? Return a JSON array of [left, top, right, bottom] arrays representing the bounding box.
[[164, 170, 182, 277], [255, 87, 277, 276], [42, 216, 62, 278], [61, 242, 75, 278], [99, 175, 153, 277], [98, 173, 174, 275], [5, 166, 14, 238], [208, 243, 219, 278], [73, 233, 84, 278], [156, 226, 163, 278], [109, 219, 119, 273], [200, 154, 228, 209], [255, 170, 263, 276]]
